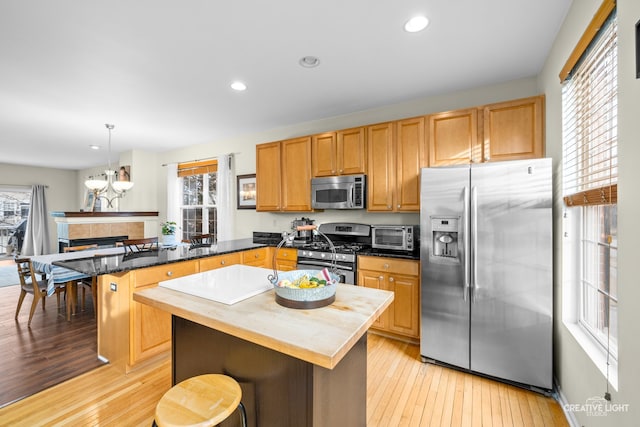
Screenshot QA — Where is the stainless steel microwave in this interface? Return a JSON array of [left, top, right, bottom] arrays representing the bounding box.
[[371, 225, 419, 251], [311, 175, 366, 210]]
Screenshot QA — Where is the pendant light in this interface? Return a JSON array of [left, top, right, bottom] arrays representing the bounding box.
[[84, 124, 134, 210]]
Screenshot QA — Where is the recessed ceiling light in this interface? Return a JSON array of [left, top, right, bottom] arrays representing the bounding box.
[[299, 56, 320, 68], [404, 15, 429, 33], [231, 81, 247, 91], [89, 145, 100, 150]]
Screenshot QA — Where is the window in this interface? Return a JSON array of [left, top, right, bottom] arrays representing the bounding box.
[[561, 0, 617, 363], [178, 160, 218, 242], [0, 187, 31, 254]]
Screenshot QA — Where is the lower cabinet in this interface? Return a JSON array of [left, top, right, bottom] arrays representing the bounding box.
[[242, 247, 270, 267], [357, 256, 420, 340], [273, 247, 298, 271], [130, 260, 198, 366], [199, 252, 242, 271]]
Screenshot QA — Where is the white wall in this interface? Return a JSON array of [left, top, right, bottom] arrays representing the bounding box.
[[0, 163, 78, 253], [537, 0, 640, 425]]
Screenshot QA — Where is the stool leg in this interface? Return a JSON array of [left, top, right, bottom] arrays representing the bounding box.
[[238, 401, 248, 427]]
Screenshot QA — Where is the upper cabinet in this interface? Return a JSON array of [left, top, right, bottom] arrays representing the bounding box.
[[255, 95, 544, 214], [482, 95, 544, 162], [312, 127, 366, 177], [427, 95, 545, 165], [367, 117, 425, 212], [428, 108, 479, 165], [256, 137, 313, 212]]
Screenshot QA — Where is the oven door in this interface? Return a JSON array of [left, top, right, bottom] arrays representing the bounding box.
[[296, 259, 355, 285]]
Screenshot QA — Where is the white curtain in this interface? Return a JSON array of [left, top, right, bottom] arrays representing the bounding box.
[[217, 154, 235, 242], [166, 163, 182, 242], [21, 185, 51, 256]]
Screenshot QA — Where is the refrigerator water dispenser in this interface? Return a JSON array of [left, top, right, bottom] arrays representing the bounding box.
[[431, 216, 459, 258]]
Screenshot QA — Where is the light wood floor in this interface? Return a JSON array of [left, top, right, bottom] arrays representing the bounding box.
[[0, 332, 568, 426]]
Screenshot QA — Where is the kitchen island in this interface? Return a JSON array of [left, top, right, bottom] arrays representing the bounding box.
[[54, 239, 272, 372], [133, 266, 394, 426]]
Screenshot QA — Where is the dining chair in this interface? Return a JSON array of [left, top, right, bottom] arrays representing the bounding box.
[[123, 237, 159, 253], [15, 258, 66, 327], [189, 233, 213, 247], [64, 244, 98, 318]]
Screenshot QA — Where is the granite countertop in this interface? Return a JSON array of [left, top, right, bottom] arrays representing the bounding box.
[[53, 238, 266, 275], [133, 272, 394, 369]]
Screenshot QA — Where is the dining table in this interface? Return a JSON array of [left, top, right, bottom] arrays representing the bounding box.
[[30, 246, 124, 320]]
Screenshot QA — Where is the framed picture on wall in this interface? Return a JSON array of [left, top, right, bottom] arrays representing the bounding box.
[[82, 190, 101, 212], [237, 174, 256, 209]]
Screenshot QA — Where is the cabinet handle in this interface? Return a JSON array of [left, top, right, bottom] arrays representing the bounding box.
[[383, 263, 389, 269], [255, 254, 259, 258], [221, 260, 226, 265], [387, 205, 392, 209], [485, 156, 490, 161], [378, 276, 384, 280], [389, 277, 395, 282], [397, 204, 400, 208], [167, 271, 173, 277], [339, 169, 343, 173]]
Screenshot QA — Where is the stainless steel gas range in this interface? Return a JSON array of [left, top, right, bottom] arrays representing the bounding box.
[[295, 223, 371, 285]]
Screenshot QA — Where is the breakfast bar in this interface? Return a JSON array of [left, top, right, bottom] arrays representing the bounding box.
[[133, 266, 393, 426]]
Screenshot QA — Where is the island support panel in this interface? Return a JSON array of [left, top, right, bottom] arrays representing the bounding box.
[[173, 316, 367, 427]]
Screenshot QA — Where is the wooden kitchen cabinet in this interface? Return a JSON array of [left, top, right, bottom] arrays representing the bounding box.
[[273, 247, 298, 271], [367, 118, 424, 212], [312, 127, 366, 177], [427, 95, 545, 166], [242, 247, 269, 267], [482, 95, 544, 162], [358, 256, 420, 340], [428, 108, 480, 165], [130, 260, 198, 366], [256, 137, 312, 212], [199, 252, 242, 271]]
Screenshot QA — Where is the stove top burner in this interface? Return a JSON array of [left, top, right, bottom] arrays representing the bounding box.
[[297, 241, 370, 255]]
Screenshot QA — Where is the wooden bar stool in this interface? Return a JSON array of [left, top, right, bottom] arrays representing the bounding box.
[[154, 374, 247, 427]]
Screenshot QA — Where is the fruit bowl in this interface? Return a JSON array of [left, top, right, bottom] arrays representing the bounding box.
[[269, 269, 339, 309]]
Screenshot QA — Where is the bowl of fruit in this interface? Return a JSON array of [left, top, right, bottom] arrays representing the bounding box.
[[270, 268, 339, 309]]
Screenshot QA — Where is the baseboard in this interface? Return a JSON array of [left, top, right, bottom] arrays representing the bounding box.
[[554, 377, 580, 427]]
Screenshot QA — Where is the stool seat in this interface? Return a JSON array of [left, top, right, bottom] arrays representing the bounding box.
[[155, 374, 243, 427]]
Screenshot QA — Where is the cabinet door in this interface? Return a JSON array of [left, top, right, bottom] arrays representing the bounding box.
[[367, 122, 395, 211], [386, 273, 420, 338], [131, 286, 172, 365], [483, 95, 544, 162], [395, 117, 425, 212], [358, 269, 389, 330], [312, 132, 337, 177], [281, 137, 312, 211], [256, 142, 282, 211], [337, 127, 366, 175], [428, 108, 479, 165]]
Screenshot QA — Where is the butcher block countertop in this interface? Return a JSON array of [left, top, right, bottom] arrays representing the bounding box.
[[133, 266, 394, 370]]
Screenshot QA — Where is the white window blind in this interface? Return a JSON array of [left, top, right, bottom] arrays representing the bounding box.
[[562, 12, 617, 207]]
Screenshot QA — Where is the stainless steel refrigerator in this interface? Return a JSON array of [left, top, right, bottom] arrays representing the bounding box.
[[420, 158, 552, 391]]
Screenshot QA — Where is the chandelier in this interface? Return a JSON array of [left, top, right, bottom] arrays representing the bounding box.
[[84, 124, 134, 210]]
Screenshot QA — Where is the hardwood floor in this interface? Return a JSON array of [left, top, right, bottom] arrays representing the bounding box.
[[0, 284, 105, 408], [0, 329, 568, 426]]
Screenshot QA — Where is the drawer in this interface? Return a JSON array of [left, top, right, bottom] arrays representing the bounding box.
[[242, 248, 268, 264], [134, 260, 198, 288], [357, 256, 419, 276], [275, 247, 297, 262], [199, 252, 242, 271]]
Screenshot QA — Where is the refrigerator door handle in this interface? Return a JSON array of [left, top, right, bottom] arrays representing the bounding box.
[[471, 186, 478, 303], [463, 186, 470, 301]]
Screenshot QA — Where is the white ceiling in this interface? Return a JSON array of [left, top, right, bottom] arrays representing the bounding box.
[[0, 0, 572, 170]]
